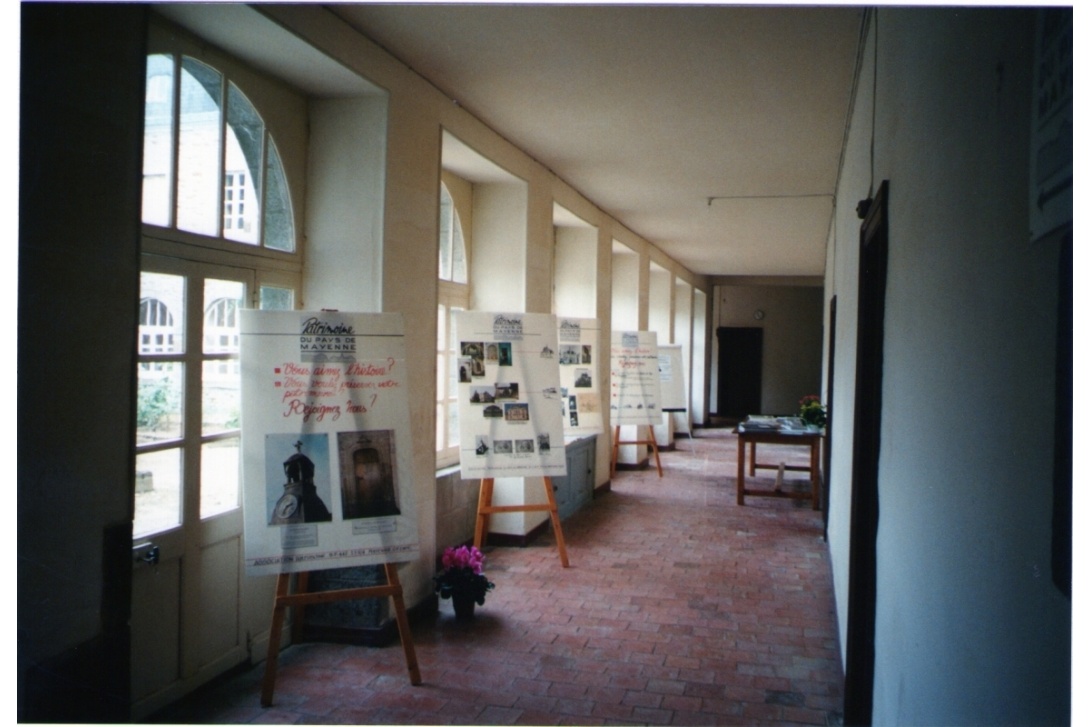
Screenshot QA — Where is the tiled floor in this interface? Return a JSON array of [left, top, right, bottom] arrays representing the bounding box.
[[155, 428, 844, 725]]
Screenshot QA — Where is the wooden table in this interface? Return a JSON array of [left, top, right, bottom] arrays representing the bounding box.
[[735, 426, 823, 510]]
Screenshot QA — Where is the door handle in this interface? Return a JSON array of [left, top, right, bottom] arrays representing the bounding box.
[[134, 543, 160, 566]]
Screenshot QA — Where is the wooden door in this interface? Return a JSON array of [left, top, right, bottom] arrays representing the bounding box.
[[716, 327, 763, 418]]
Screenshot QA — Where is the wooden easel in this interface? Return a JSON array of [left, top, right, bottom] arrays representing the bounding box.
[[474, 477, 570, 567], [260, 562, 421, 706], [610, 425, 663, 478]]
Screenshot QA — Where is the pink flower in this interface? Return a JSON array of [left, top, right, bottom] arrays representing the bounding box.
[[441, 545, 486, 574]]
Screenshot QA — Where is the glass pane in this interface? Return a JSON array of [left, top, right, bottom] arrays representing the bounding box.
[[451, 207, 467, 284], [177, 57, 223, 236], [436, 403, 445, 452], [134, 448, 182, 537], [201, 438, 240, 518], [223, 82, 263, 245], [436, 354, 445, 398], [202, 360, 239, 435], [260, 285, 294, 311], [137, 362, 183, 442], [263, 139, 295, 251], [449, 306, 464, 350], [439, 186, 453, 280], [437, 303, 446, 353], [142, 53, 174, 226], [448, 351, 461, 395], [448, 403, 460, 448], [203, 279, 244, 354], [139, 271, 185, 354]]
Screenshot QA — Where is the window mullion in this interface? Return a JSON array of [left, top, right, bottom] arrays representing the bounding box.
[[182, 272, 205, 527], [215, 76, 228, 239], [169, 53, 182, 229]]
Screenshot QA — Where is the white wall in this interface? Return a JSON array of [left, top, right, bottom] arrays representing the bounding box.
[[825, 8, 1070, 724], [305, 96, 388, 312]]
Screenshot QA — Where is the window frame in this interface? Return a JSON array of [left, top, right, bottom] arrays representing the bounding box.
[[436, 178, 471, 469]]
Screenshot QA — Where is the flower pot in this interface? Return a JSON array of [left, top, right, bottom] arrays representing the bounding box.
[[451, 592, 476, 620]]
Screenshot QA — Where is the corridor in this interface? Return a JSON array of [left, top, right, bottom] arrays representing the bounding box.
[[155, 428, 843, 725]]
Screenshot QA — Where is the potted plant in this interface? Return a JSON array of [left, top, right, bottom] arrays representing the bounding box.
[[798, 395, 827, 430], [434, 545, 495, 619]]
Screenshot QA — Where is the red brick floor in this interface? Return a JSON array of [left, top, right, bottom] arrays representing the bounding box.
[[155, 428, 843, 725]]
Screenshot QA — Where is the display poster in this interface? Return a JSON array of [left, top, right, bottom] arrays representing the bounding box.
[[454, 311, 568, 478], [557, 317, 604, 435], [240, 311, 419, 577], [609, 330, 662, 425], [658, 344, 687, 412]]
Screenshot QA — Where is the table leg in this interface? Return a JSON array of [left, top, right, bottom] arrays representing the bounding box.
[[810, 438, 821, 511], [748, 441, 757, 477], [737, 435, 745, 506]]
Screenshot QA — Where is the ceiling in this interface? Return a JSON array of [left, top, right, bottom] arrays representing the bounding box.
[[161, 3, 865, 280], [330, 4, 865, 279]]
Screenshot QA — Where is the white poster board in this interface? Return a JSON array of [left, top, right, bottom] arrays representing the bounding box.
[[454, 311, 568, 478], [240, 311, 419, 577], [658, 344, 687, 412], [557, 317, 604, 435], [609, 330, 661, 425]]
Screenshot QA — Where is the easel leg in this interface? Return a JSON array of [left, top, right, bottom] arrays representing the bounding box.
[[260, 573, 291, 707], [384, 563, 422, 685], [542, 477, 570, 568], [611, 425, 620, 478], [648, 426, 663, 477], [474, 477, 494, 549]]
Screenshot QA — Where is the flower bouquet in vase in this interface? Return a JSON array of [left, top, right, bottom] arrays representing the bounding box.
[[434, 545, 495, 619]]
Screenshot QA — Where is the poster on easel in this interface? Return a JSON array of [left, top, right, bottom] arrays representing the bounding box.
[[658, 344, 687, 413], [454, 311, 567, 478], [557, 317, 604, 435], [610, 330, 661, 425], [239, 311, 419, 577]]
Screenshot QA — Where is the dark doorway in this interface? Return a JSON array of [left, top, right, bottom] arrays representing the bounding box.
[[716, 327, 763, 418], [843, 181, 888, 726]]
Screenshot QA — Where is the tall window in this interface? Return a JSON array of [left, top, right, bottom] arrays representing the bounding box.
[[134, 50, 300, 536], [436, 182, 469, 468]]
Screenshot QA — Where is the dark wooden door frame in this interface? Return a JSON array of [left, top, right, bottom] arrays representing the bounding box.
[[823, 295, 837, 539], [843, 180, 889, 726]]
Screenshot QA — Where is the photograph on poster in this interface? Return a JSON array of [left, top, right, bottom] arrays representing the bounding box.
[[559, 345, 581, 364], [265, 433, 334, 526], [469, 386, 495, 403], [516, 439, 535, 453], [494, 382, 519, 400], [475, 436, 490, 455], [504, 403, 530, 421], [494, 440, 513, 454], [337, 429, 399, 520]]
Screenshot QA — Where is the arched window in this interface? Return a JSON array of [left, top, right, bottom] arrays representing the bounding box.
[[142, 53, 295, 251]]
